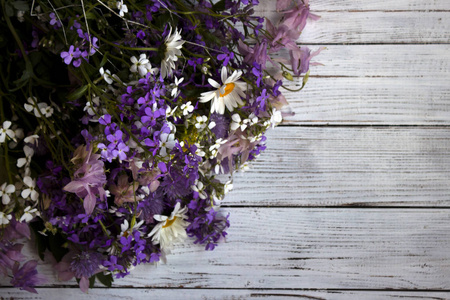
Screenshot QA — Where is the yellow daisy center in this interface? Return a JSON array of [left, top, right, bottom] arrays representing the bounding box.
[[219, 83, 235, 97], [163, 216, 177, 228]]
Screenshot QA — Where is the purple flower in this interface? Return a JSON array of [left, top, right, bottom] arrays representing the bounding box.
[[63, 145, 107, 214], [60, 45, 81, 66], [103, 255, 124, 272], [290, 46, 323, 76], [136, 30, 146, 39], [10, 260, 45, 294], [217, 48, 234, 67], [70, 251, 103, 279], [49, 12, 61, 28], [137, 190, 164, 223], [113, 142, 129, 161], [210, 113, 230, 139]]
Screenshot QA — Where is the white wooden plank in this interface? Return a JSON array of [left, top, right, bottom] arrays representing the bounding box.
[[283, 76, 450, 125], [271, 46, 450, 125], [300, 12, 449, 44], [307, 0, 450, 11], [226, 127, 450, 206], [292, 45, 450, 77], [2, 288, 450, 300], [255, 0, 450, 44], [2, 209, 450, 290]]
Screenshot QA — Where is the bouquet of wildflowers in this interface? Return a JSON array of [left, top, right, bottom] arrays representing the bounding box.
[[0, 0, 320, 293]]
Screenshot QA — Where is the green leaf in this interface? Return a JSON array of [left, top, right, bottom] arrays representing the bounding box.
[[96, 273, 113, 288], [47, 232, 69, 262], [89, 276, 96, 288], [212, 0, 226, 12], [4, 3, 13, 16], [100, 52, 109, 68], [12, 0, 29, 11], [29, 221, 47, 260], [67, 85, 89, 102]]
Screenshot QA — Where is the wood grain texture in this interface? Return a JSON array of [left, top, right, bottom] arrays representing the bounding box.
[[271, 46, 450, 125], [226, 127, 450, 206], [300, 12, 449, 44], [2, 288, 450, 300], [2, 209, 450, 290], [304, 0, 450, 11], [254, 0, 450, 44]]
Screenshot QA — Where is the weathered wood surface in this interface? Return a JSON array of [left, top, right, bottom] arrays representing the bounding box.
[[2, 0, 450, 298], [2, 288, 450, 300], [227, 127, 450, 206], [304, 0, 450, 11], [281, 45, 450, 125], [2, 209, 450, 291], [255, 0, 450, 44]]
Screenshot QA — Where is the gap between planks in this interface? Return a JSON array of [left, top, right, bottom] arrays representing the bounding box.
[[2, 288, 450, 300]]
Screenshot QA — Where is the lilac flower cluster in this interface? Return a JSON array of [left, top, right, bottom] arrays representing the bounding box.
[[0, 0, 320, 293]]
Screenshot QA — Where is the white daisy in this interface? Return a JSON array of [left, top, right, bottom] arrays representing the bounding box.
[[148, 203, 189, 251], [160, 27, 184, 78], [199, 67, 247, 114]]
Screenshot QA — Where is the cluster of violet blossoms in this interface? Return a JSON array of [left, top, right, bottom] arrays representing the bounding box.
[[0, 0, 320, 293]]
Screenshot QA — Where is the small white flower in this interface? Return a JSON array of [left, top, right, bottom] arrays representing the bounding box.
[[0, 121, 15, 143], [166, 106, 178, 118], [116, 0, 128, 17], [171, 76, 184, 97], [239, 162, 250, 172], [24, 134, 39, 146], [199, 67, 247, 114], [270, 108, 283, 128], [191, 181, 207, 200], [100, 67, 113, 84], [0, 212, 12, 225], [42, 104, 54, 118], [180, 101, 194, 116], [195, 115, 209, 131], [84, 97, 100, 116], [247, 113, 259, 126], [230, 114, 247, 131], [21, 176, 39, 201], [148, 203, 189, 251], [194, 143, 206, 157], [161, 27, 185, 78], [13, 127, 24, 140], [25, 98, 53, 118], [24, 97, 37, 114], [20, 206, 39, 222], [224, 181, 233, 194], [119, 218, 144, 238], [130, 54, 156, 77], [17, 145, 34, 168], [159, 133, 176, 157], [209, 138, 227, 159], [0, 183, 15, 205]]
